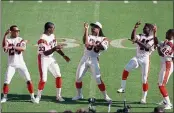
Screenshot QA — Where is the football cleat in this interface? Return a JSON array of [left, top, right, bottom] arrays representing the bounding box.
[[72, 95, 83, 100], [31, 97, 36, 103], [104, 95, 112, 102], [35, 97, 40, 104], [1, 97, 7, 103], [157, 100, 167, 105], [56, 97, 65, 102], [164, 104, 173, 110], [117, 88, 125, 93], [140, 98, 146, 104]]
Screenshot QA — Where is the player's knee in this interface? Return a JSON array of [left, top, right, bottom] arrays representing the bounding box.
[[41, 77, 47, 82], [3, 83, 8, 86], [95, 76, 102, 84], [26, 81, 32, 85], [55, 74, 61, 78]]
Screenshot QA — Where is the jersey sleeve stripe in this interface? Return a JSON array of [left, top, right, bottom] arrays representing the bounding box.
[[37, 39, 48, 45]]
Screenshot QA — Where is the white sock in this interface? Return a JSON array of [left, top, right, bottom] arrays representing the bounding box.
[[56, 88, 61, 97], [3, 94, 7, 98], [164, 96, 171, 105], [142, 91, 148, 100], [121, 80, 126, 90], [77, 88, 82, 96], [101, 91, 107, 97], [37, 90, 42, 98], [30, 93, 35, 98]]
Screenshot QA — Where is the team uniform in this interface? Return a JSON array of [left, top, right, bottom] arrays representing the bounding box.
[[1, 37, 35, 103], [72, 34, 111, 101], [158, 40, 173, 109], [117, 34, 155, 103], [35, 33, 63, 103]]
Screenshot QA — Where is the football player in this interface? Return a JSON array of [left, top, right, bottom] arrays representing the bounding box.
[[72, 22, 111, 102], [155, 29, 174, 110], [117, 21, 156, 104], [1, 25, 35, 103], [35, 22, 70, 103]]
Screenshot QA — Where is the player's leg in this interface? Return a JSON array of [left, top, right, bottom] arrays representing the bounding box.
[[158, 61, 173, 109], [36, 55, 48, 103], [140, 58, 150, 104], [90, 59, 111, 102], [117, 57, 139, 93], [72, 57, 88, 100], [1, 66, 16, 103], [48, 61, 64, 102], [17, 65, 35, 103]]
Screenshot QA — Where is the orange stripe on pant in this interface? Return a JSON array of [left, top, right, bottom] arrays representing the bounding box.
[[162, 61, 171, 86], [38, 54, 45, 90]]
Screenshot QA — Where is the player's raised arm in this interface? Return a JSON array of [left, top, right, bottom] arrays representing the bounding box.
[[83, 22, 89, 45], [131, 21, 141, 41], [153, 25, 159, 47], [2, 29, 10, 48]]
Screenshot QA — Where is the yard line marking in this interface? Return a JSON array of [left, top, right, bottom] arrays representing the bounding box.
[[9, 0, 13, 3], [124, 1, 129, 3], [153, 1, 158, 4], [93, 1, 100, 21], [38, 0, 43, 3], [67, 1, 71, 3]]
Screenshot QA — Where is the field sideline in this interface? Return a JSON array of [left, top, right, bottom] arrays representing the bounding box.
[[1, 1, 173, 112]]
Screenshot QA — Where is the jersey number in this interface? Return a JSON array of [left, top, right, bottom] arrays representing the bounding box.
[[161, 48, 172, 56], [139, 39, 150, 51], [9, 43, 21, 56], [86, 40, 100, 53], [39, 46, 45, 51]]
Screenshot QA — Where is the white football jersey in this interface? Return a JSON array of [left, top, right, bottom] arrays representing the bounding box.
[[37, 34, 57, 58], [83, 35, 109, 57], [159, 40, 173, 62], [135, 34, 155, 58], [4, 37, 26, 66]]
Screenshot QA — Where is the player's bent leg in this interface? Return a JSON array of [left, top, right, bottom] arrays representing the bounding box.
[[49, 62, 65, 102], [158, 61, 173, 109], [96, 77, 111, 102], [1, 83, 9, 103], [36, 59, 48, 104], [72, 60, 88, 100], [26, 81, 36, 103], [1, 66, 16, 103], [18, 66, 36, 103], [117, 57, 139, 93], [140, 58, 150, 104]]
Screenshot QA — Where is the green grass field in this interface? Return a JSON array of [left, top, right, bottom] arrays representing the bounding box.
[[1, 0, 173, 112]]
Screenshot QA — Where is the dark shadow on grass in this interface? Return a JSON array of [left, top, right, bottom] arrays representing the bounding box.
[[1, 93, 157, 109]]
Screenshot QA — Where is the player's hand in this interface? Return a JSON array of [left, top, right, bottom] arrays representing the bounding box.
[[153, 24, 157, 33], [55, 45, 63, 50], [84, 22, 89, 30], [24, 40, 29, 43], [134, 21, 141, 28], [5, 29, 11, 36], [63, 55, 70, 62], [4, 46, 13, 50]]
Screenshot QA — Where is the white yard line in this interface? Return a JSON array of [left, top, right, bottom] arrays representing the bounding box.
[[124, 1, 129, 4], [9, 0, 13, 3], [67, 1, 71, 3], [38, 0, 43, 3], [153, 1, 158, 4]]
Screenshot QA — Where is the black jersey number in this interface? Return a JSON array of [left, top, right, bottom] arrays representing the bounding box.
[[139, 39, 150, 51]]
